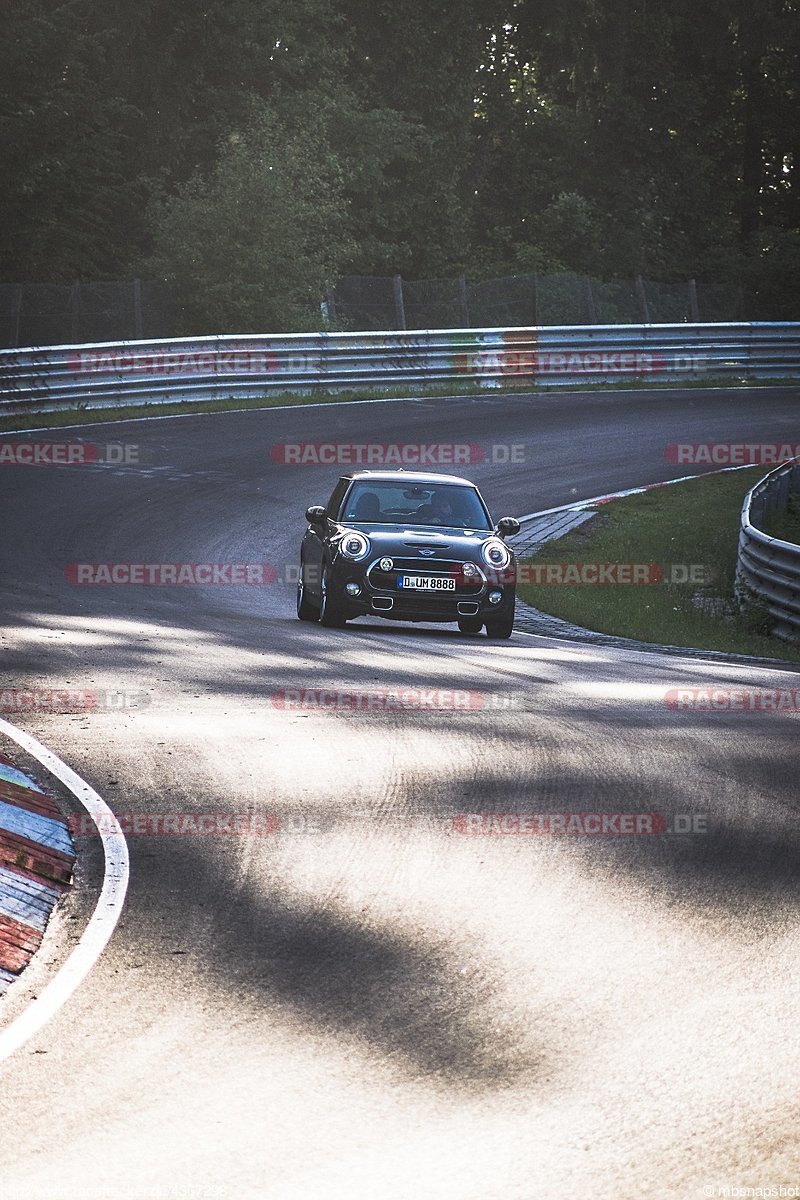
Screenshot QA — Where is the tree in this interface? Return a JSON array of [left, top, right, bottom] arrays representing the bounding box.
[[335, 0, 503, 275], [0, 0, 351, 282], [0, 0, 797, 319], [143, 102, 356, 333], [0, 0, 139, 280]]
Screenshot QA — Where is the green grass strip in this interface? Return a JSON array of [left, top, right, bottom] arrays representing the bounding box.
[[517, 466, 800, 662]]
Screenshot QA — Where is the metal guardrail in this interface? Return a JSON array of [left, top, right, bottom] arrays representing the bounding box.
[[736, 460, 800, 643], [0, 322, 798, 415]]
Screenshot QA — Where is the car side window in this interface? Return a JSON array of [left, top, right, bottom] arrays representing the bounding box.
[[341, 483, 387, 521]]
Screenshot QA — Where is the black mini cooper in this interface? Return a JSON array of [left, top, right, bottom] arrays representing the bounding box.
[[297, 471, 520, 637]]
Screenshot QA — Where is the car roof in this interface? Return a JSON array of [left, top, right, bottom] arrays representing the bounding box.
[[342, 470, 477, 487]]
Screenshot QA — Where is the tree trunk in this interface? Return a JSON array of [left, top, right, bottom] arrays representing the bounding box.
[[738, 7, 768, 244]]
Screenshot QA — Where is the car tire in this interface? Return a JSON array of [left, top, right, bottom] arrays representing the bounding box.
[[484, 600, 514, 640], [458, 617, 483, 634], [319, 570, 348, 628], [296, 574, 320, 622]]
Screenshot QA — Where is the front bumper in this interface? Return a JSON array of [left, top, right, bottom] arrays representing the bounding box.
[[328, 555, 515, 623]]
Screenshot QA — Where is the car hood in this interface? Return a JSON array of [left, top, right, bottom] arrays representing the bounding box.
[[338, 522, 498, 552]]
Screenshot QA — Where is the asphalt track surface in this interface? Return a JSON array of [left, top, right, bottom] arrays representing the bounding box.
[[0, 386, 799, 1200]]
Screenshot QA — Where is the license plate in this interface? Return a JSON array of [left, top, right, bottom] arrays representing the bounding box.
[[398, 575, 456, 591]]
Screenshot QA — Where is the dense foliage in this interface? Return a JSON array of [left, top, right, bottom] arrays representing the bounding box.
[[1, 0, 798, 329]]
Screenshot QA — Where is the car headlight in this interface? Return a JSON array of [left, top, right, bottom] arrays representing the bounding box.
[[481, 538, 511, 570], [339, 529, 370, 561]]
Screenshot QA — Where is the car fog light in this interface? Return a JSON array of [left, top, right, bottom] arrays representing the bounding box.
[[346, 582, 361, 597], [489, 590, 503, 605]]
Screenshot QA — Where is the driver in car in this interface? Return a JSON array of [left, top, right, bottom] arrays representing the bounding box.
[[416, 493, 455, 525]]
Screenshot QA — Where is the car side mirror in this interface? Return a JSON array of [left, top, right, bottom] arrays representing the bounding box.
[[305, 505, 327, 527], [496, 516, 521, 539]]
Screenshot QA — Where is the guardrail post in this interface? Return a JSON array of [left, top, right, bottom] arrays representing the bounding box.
[[751, 493, 764, 525], [764, 484, 775, 517], [775, 472, 790, 513], [635, 276, 651, 323], [393, 275, 407, 331], [70, 284, 80, 342], [583, 277, 598, 323], [133, 279, 144, 339], [458, 275, 470, 327], [9, 287, 22, 348]]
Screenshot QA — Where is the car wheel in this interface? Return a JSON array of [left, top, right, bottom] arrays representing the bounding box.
[[319, 570, 348, 628], [296, 574, 320, 622], [458, 617, 483, 634], [484, 601, 514, 640]]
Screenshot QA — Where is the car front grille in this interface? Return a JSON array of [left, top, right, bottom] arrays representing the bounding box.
[[366, 557, 485, 595]]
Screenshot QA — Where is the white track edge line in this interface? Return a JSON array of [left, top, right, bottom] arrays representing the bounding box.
[[0, 718, 129, 1063]]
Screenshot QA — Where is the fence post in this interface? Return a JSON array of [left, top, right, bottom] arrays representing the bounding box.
[[458, 275, 470, 327], [776, 471, 790, 514], [393, 275, 407, 331], [10, 286, 22, 347], [70, 284, 81, 343], [133, 279, 144, 339], [583, 277, 598, 324], [688, 279, 700, 322], [635, 276, 651, 323]]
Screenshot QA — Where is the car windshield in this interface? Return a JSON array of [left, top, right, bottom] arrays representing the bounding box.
[[340, 481, 492, 529]]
